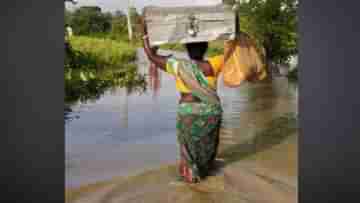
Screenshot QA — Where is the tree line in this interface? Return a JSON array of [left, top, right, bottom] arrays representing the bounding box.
[[65, 6, 141, 41], [225, 0, 298, 65], [66, 0, 298, 66]]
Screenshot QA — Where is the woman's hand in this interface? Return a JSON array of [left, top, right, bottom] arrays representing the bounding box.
[[140, 16, 152, 53], [140, 12, 168, 71]]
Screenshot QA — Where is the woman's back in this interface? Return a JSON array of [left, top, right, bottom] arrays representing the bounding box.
[[167, 55, 224, 95]]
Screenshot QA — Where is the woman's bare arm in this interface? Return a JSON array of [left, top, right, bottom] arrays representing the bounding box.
[[143, 36, 168, 71], [141, 17, 169, 71]]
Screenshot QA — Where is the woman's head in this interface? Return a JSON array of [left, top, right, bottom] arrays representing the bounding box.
[[185, 42, 208, 60]]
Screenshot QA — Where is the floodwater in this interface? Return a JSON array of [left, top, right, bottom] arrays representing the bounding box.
[[65, 49, 298, 189]]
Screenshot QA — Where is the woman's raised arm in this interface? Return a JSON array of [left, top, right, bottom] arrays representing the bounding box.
[[141, 17, 168, 71]]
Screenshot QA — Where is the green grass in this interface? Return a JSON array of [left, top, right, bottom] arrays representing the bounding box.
[[64, 36, 226, 105], [68, 36, 137, 68], [65, 36, 146, 105], [207, 40, 224, 57], [159, 40, 224, 57], [159, 43, 186, 52]]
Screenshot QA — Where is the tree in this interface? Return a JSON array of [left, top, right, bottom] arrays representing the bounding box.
[[223, 0, 236, 4], [129, 7, 143, 40], [70, 6, 112, 35], [114, 10, 126, 18], [110, 11, 129, 40], [237, 0, 298, 66], [65, 9, 73, 27]]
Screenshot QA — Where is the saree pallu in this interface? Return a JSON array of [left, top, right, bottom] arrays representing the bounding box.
[[166, 57, 223, 183]]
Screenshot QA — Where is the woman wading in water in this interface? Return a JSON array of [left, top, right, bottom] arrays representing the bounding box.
[[141, 19, 226, 183]]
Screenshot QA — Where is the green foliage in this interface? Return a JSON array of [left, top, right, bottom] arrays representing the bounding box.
[[159, 43, 186, 52], [207, 41, 224, 57], [128, 7, 143, 41], [237, 0, 299, 64], [65, 9, 73, 26], [65, 36, 146, 104], [109, 8, 142, 42], [129, 7, 140, 19], [287, 67, 298, 81], [68, 36, 137, 67], [223, 0, 236, 5], [114, 10, 125, 18], [69, 6, 112, 35], [159, 41, 224, 57], [109, 13, 129, 41], [64, 6, 142, 42], [65, 64, 146, 104]]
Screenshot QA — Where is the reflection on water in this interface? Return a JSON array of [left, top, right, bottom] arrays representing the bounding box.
[[219, 78, 297, 145], [65, 49, 298, 188], [64, 59, 147, 122]]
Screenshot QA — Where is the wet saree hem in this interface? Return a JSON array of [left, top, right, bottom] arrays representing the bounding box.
[[176, 102, 222, 183]]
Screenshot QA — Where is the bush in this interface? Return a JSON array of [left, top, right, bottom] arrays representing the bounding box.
[[69, 6, 112, 35], [68, 36, 137, 68], [237, 0, 299, 64], [65, 36, 146, 104]]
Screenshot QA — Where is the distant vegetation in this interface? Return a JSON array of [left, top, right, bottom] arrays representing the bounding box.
[[224, 0, 298, 66], [65, 6, 142, 42], [160, 40, 224, 57], [68, 36, 137, 66], [64, 6, 145, 108], [65, 36, 146, 104], [224, 0, 299, 81]]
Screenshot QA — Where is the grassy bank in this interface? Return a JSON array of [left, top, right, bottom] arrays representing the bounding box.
[[64, 35, 225, 110], [65, 36, 146, 105], [67, 36, 137, 68]]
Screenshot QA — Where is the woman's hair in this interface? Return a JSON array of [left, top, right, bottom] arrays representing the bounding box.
[[149, 42, 208, 98], [185, 42, 209, 60]]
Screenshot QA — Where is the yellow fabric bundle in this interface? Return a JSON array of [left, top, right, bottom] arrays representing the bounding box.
[[223, 32, 267, 87]]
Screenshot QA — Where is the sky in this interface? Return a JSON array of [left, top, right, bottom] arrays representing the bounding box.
[[65, 0, 223, 13]]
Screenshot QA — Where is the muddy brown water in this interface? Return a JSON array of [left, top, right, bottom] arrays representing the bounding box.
[[66, 49, 298, 202]]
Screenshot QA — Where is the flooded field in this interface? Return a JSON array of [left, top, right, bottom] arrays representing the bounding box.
[[65, 49, 298, 199]]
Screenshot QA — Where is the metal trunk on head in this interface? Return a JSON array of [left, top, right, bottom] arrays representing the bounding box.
[[144, 4, 236, 46]]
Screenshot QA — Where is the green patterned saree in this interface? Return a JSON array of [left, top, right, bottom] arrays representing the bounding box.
[[166, 57, 223, 183]]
